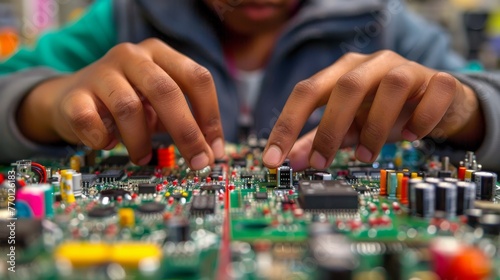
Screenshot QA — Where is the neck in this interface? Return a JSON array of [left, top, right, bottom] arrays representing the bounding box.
[[224, 27, 283, 71]]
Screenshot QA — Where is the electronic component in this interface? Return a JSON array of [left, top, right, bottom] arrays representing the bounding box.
[[435, 182, 457, 219], [97, 169, 125, 182], [138, 183, 157, 194], [118, 208, 135, 227], [277, 164, 292, 188], [166, 217, 190, 242], [456, 182, 475, 215], [298, 180, 358, 210], [473, 171, 497, 201], [138, 202, 165, 214], [254, 192, 268, 200], [190, 195, 216, 214], [100, 188, 131, 200], [88, 206, 116, 218], [413, 182, 435, 218]]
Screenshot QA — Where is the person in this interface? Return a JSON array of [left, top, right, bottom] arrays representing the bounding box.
[[0, 0, 499, 172]]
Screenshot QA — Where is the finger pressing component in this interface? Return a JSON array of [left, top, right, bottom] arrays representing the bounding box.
[[91, 69, 152, 165], [123, 41, 214, 170]]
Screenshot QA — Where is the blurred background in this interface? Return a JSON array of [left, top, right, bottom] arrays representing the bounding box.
[[0, 0, 500, 69]]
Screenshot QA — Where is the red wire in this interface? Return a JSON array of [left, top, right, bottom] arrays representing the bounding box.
[[31, 162, 47, 183]]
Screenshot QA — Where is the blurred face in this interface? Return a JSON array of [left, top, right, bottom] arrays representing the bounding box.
[[204, 0, 300, 35]]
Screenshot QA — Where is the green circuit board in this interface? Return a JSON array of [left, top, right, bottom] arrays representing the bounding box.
[[0, 143, 499, 280]]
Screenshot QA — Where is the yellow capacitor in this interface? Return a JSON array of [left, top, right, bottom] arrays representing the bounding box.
[[55, 242, 110, 267], [465, 170, 475, 182], [411, 172, 418, 178], [63, 171, 75, 203], [397, 173, 403, 200], [70, 156, 81, 172], [119, 208, 135, 227], [269, 168, 277, 174], [111, 243, 162, 268]]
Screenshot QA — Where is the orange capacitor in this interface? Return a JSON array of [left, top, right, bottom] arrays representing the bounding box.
[[401, 176, 409, 205], [448, 247, 491, 280], [157, 145, 176, 168], [380, 169, 387, 195]]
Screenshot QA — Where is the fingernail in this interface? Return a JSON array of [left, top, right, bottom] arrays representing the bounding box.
[[211, 138, 225, 158], [137, 153, 152, 166], [402, 129, 418, 142], [190, 152, 209, 170], [356, 145, 373, 163], [310, 150, 327, 169], [104, 139, 119, 150], [263, 145, 282, 166]]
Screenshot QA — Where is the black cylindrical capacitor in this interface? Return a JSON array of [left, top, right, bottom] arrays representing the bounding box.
[[479, 214, 500, 235], [414, 183, 435, 218], [466, 208, 482, 228], [435, 182, 457, 219], [409, 178, 423, 216], [456, 182, 476, 215], [474, 171, 497, 201]]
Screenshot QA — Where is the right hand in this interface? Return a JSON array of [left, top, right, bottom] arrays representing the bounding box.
[[17, 38, 225, 169]]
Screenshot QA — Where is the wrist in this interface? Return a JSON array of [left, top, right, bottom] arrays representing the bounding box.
[[16, 76, 69, 144]]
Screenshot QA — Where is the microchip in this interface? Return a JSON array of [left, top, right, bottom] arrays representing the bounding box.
[[200, 184, 224, 192], [0, 219, 42, 249], [138, 202, 165, 214], [128, 169, 154, 180], [88, 206, 117, 218], [138, 183, 157, 194], [355, 185, 370, 193], [191, 195, 216, 215], [98, 169, 125, 182], [255, 192, 268, 200], [298, 180, 358, 210], [82, 174, 98, 188], [100, 188, 130, 200]]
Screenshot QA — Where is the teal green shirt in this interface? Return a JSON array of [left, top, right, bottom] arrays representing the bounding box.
[[0, 0, 116, 75]]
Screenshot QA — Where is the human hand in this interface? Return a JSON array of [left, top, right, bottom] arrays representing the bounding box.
[[262, 51, 484, 170], [17, 38, 225, 169]]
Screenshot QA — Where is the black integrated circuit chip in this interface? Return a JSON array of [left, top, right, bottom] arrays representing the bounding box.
[[100, 188, 130, 200], [138, 202, 166, 214], [98, 169, 125, 182], [255, 192, 268, 200], [191, 195, 216, 215], [138, 183, 157, 194], [298, 180, 358, 210], [88, 206, 117, 218]]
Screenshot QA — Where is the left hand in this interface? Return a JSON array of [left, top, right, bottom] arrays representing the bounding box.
[[262, 50, 484, 170]]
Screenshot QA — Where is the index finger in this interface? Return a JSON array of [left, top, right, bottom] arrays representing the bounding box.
[[262, 53, 367, 168], [140, 39, 225, 158]]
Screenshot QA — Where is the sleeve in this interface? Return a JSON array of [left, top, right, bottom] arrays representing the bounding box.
[[0, 0, 116, 164], [385, 1, 500, 171], [453, 72, 500, 172]]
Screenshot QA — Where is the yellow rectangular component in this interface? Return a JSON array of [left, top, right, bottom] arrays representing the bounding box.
[[111, 243, 162, 268], [119, 208, 135, 227], [55, 242, 111, 267], [269, 168, 277, 174]]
